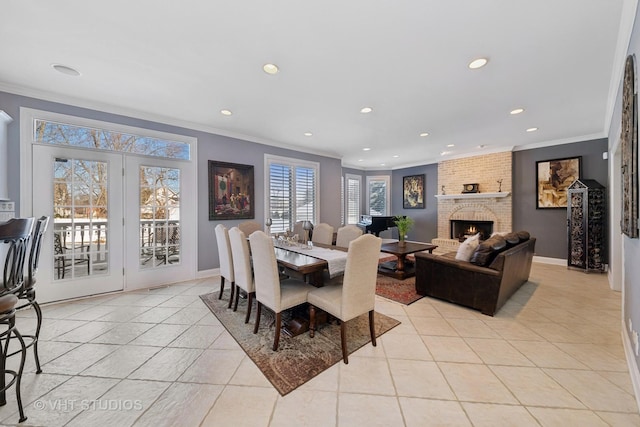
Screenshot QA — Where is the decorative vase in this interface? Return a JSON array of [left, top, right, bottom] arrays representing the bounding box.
[[398, 237, 406, 246]]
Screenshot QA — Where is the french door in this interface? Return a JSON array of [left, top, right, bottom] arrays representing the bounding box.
[[32, 145, 196, 302]]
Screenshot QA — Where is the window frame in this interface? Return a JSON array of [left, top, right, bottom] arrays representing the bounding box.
[[366, 175, 391, 216], [344, 173, 362, 225]]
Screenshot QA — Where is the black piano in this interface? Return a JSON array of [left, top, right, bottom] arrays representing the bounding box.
[[357, 215, 397, 237]]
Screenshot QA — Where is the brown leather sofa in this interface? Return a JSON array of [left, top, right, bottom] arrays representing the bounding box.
[[414, 237, 536, 316]]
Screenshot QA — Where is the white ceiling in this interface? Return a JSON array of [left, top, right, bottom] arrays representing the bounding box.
[[0, 1, 634, 169]]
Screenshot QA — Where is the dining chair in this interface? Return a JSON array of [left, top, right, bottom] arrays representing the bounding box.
[[249, 230, 316, 351], [214, 224, 235, 308], [238, 221, 262, 237], [228, 227, 255, 324], [0, 218, 34, 295], [12, 216, 49, 374], [0, 294, 28, 423], [53, 230, 90, 279], [335, 224, 363, 248], [308, 233, 382, 364], [292, 221, 305, 241], [311, 223, 334, 245]]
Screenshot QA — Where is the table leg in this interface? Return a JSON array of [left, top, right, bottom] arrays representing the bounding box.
[[395, 255, 407, 272]]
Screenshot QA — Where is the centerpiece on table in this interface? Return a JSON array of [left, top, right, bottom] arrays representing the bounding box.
[[393, 215, 414, 246]]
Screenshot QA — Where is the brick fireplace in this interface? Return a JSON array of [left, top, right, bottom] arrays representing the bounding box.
[[432, 151, 513, 252]]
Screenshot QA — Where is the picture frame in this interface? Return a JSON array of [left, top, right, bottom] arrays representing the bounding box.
[[536, 156, 581, 209], [208, 160, 254, 220], [621, 54, 638, 238], [403, 174, 425, 209]]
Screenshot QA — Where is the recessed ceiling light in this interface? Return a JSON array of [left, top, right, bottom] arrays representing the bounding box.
[[358, 159, 364, 162], [392, 155, 399, 158], [362, 147, 371, 151], [440, 151, 450, 156], [220, 109, 233, 116], [526, 127, 538, 132], [510, 108, 525, 115], [52, 64, 81, 76], [360, 107, 373, 114], [263, 63, 279, 74], [419, 132, 429, 137], [304, 132, 313, 137], [380, 163, 385, 166], [468, 58, 488, 69], [447, 144, 455, 147]]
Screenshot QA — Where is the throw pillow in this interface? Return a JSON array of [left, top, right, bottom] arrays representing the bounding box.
[[516, 230, 530, 242], [504, 232, 520, 247], [455, 233, 481, 262]]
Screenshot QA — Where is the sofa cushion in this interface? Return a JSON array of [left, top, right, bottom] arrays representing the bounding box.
[[470, 234, 507, 266], [455, 233, 481, 262], [516, 230, 530, 242], [503, 232, 520, 247]]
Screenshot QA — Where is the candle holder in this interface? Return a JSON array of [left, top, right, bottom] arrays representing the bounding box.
[[302, 220, 313, 248], [265, 217, 272, 235]]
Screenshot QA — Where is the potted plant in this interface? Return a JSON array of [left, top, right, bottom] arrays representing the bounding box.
[[394, 215, 414, 245]]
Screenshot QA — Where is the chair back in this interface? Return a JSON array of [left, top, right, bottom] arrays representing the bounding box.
[[0, 218, 35, 293], [335, 225, 363, 248], [228, 227, 254, 293], [26, 216, 49, 289], [238, 221, 262, 237], [311, 223, 334, 245], [340, 233, 382, 321], [248, 231, 281, 311], [214, 224, 234, 282], [292, 221, 305, 241]]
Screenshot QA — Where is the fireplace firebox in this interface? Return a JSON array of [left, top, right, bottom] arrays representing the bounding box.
[[450, 220, 493, 241]]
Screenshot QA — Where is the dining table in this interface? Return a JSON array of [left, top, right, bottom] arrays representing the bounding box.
[[273, 241, 347, 287]]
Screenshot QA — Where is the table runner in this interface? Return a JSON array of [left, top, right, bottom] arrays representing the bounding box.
[[277, 244, 347, 278]]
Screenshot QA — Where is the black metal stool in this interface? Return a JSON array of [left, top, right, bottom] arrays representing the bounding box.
[[0, 294, 27, 423]]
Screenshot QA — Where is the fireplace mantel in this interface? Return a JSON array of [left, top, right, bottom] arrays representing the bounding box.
[[435, 192, 510, 201]]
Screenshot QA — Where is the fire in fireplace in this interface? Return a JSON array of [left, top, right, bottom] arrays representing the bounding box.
[[450, 220, 493, 241]]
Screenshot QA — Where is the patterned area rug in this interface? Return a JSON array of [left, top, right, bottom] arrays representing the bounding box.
[[200, 291, 400, 396], [375, 275, 423, 305]]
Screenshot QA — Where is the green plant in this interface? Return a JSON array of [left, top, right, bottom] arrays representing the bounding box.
[[393, 215, 414, 240]]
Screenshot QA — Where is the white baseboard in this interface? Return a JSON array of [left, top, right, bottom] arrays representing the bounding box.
[[533, 256, 566, 266], [621, 321, 640, 412], [197, 268, 219, 279]]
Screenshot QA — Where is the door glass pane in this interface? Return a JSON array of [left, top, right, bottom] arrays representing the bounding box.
[[53, 158, 109, 280], [140, 166, 181, 268]]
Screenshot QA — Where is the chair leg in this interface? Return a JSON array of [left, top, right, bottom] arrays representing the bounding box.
[[369, 310, 376, 347], [244, 292, 253, 324], [273, 312, 282, 351], [309, 305, 316, 338], [253, 302, 262, 334], [340, 321, 348, 364], [218, 277, 225, 300], [227, 282, 236, 309], [233, 287, 240, 312], [32, 300, 43, 374], [12, 324, 27, 422]]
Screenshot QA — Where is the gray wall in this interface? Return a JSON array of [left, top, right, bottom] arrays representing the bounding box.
[[512, 139, 609, 259], [0, 91, 343, 272], [391, 164, 438, 243], [611, 3, 640, 380]]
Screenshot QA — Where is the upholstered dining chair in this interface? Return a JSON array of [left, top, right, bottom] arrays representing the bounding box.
[[12, 216, 49, 374], [335, 224, 363, 248], [214, 224, 235, 308], [238, 221, 262, 237], [228, 227, 255, 324], [311, 223, 334, 245], [308, 233, 382, 364], [249, 231, 316, 351]]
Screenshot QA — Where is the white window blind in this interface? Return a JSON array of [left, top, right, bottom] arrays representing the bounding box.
[[266, 155, 319, 234], [345, 174, 361, 224]]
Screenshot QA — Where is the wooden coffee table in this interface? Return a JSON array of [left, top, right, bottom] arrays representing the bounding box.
[[379, 241, 437, 280]]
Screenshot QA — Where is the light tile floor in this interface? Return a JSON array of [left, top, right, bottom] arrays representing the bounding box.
[[0, 263, 637, 426]]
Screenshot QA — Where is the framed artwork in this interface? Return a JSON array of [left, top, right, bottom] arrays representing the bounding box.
[[208, 160, 254, 220], [621, 54, 638, 238], [403, 174, 425, 209], [536, 156, 581, 209]]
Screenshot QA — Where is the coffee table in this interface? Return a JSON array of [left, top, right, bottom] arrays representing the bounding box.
[[379, 241, 437, 280]]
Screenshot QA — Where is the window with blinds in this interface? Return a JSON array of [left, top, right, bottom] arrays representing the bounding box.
[[266, 155, 319, 234], [366, 175, 390, 216], [345, 174, 362, 224]]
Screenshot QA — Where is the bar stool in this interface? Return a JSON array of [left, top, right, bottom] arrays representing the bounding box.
[[0, 294, 28, 423]]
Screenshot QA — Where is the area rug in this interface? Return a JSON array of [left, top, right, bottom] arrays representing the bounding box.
[[199, 291, 400, 396], [375, 275, 423, 305]]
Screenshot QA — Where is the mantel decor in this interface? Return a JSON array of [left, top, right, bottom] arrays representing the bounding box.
[[403, 174, 425, 209], [208, 160, 254, 220], [621, 54, 638, 238], [536, 156, 581, 209]]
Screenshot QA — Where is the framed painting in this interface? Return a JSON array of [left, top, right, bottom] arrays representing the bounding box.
[[208, 160, 254, 220], [536, 156, 581, 209], [403, 174, 425, 209]]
